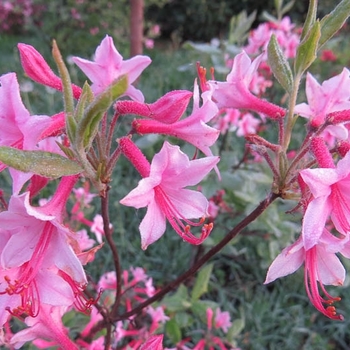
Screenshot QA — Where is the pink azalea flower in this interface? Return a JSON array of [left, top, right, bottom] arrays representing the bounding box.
[[17, 43, 82, 99], [0, 176, 89, 324], [130, 267, 148, 283], [294, 69, 350, 131], [147, 306, 169, 333], [208, 51, 285, 119], [132, 81, 220, 158], [300, 139, 350, 248], [214, 308, 232, 333], [10, 304, 78, 349], [236, 112, 260, 137], [72, 35, 151, 101], [320, 49, 337, 62], [90, 214, 107, 243], [119, 138, 219, 249], [139, 334, 163, 350], [264, 231, 345, 320], [98, 271, 117, 291]]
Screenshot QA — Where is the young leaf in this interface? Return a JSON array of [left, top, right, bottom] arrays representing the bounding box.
[[77, 76, 127, 149], [267, 34, 293, 93], [52, 40, 74, 115], [281, 0, 296, 17], [165, 319, 182, 344], [191, 263, 213, 301], [300, 0, 317, 41], [0, 147, 82, 178], [319, 0, 350, 49], [294, 20, 321, 76]]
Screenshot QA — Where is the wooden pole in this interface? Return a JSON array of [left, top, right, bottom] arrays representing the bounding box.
[[130, 0, 144, 57]]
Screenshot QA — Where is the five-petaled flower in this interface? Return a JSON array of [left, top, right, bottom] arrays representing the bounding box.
[[119, 137, 219, 249], [72, 35, 152, 101]]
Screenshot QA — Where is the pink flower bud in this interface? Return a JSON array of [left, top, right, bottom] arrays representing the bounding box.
[[115, 90, 192, 124], [18, 43, 82, 99]]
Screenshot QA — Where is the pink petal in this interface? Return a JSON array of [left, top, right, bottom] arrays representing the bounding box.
[[139, 200, 166, 249], [264, 239, 304, 284]]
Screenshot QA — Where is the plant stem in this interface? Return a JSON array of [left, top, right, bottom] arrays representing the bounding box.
[[100, 191, 122, 349], [86, 190, 279, 345], [115, 191, 279, 321]]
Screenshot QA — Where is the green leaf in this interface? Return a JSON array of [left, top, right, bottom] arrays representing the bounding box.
[[66, 112, 77, 144], [319, 0, 350, 49], [165, 319, 182, 344], [281, 0, 295, 16], [300, 0, 317, 41], [228, 10, 256, 45], [294, 20, 321, 76], [267, 34, 293, 93], [182, 41, 221, 54], [0, 147, 82, 178], [162, 284, 191, 312], [227, 319, 245, 341], [52, 40, 74, 115], [191, 263, 213, 301], [77, 76, 128, 149], [75, 82, 94, 122]]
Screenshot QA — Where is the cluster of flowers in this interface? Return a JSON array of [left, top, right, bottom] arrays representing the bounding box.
[[1, 4, 350, 347], [213, 16, 300, 138], [0, 0, 36, 34]]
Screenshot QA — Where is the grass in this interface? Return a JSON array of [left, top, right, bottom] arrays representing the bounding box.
[[1, 31, 350, 349]]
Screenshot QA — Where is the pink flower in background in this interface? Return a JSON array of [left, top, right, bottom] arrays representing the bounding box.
[[208, 51, 285, 119], [244, 16, 299, 59], [294, 69, 350, 130], [10, 305, 78, 349], [214, 308, 232, 333], [72, 35, 151, 101], [321, 49, 337, 62], [119, 138, 219, 249], [145, 38, 155, 49], [140, 335, 163, 350], [236, 112, 260, 137], [147, 306, 169, 333]]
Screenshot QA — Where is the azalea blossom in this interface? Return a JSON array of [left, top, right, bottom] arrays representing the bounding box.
[[10, 304, 78, 350], [139, 335, 163, 350], [265, 231, 346, 320], [0, 176, 89, 326], [294, 69, 350, 134], [119, 138, 219, 249], [72, 35, 151, 101], [132, 80, 220, 158], [300, 138, 350, 248], [208, 51, 286, 119], [214, 308, 232, 333], [244, 16, 299, 59]]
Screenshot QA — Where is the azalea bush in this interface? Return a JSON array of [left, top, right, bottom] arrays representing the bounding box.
[[1, 0, 350, 349]]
